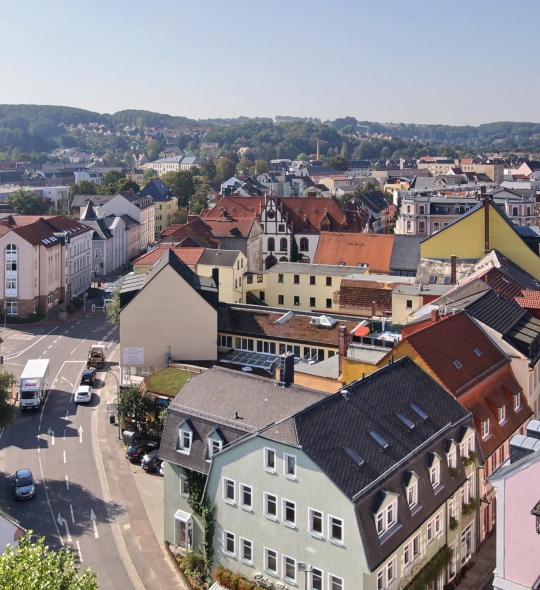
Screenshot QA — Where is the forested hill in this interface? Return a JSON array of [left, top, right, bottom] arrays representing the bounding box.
[[1, 103, 540, 160]]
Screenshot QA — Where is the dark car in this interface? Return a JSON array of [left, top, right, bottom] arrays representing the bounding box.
[[14, 469, 35, 500], [141, 449, 163, 473], [80, 369, 96, 386], [125, 440, 159, 463]]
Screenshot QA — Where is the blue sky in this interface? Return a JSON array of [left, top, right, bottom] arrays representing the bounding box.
[[1, 0, 539, 125]]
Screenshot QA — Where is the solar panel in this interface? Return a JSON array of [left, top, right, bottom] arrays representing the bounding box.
[[221, 350, 278, 371]]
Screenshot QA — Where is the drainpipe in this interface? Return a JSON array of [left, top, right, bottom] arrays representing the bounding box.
[[484, 197, 490, 254]]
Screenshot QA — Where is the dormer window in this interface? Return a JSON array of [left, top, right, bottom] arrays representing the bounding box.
[[427, 453, 442, 491], [498, 404, 507, 425], [514, 393, 521, 411], [407, 480, 418, 509], [374, 492, 399, 537], [177, 422, 192, 454], [481, 418, 490, 439]]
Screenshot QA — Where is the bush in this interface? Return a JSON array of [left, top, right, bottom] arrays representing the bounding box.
[[450, 468, 460, 479], [86, 287, 102, 299], [213, 566, 265, 590], [462, 503, 473, 516], [65, 303, 76, 314], [449, 516, 458, 531], [72, 297, 83, 310], [468, 497, 477, 510]]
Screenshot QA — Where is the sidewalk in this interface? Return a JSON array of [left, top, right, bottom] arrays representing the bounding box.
[[96, 369, 187, 590], [458, 534, 495, 590]]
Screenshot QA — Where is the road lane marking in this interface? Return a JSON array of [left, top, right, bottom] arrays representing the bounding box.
[[42, 351, 46, 355], [37, 436, 40, 453], [70, 504, 75, 523], [76, 321, 81, 325], [78, 425, 83, 443], [53, 339, 58, 344], [38, 457, 64, 546], [76, 541, 83, 562], [64, 330, 69, 334], [70, 348, 76, 355], [63, 450, 66, 463], [48, 345, 52, 349], [81, 338, 86, 344], [0, 429, 2, 440], [65, 475, 69, 490], [63, 429, 66, 441], [90, 509, 99, 538], [3, 327, 58, 360], [57, 513, 72, 542], [47, 428, 54, 445], [61, 377, 73, 387], [65, 410, 69, 419]]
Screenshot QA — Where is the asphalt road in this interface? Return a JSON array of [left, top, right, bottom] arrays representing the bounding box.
[[0, 312, 136, 590]]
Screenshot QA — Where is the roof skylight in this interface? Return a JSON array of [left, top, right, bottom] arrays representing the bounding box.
[[474, 348, 483, 356], [370, 431, 389, 449], [428, 275, 437, 284], [397, 413, 415, 430], [344, 446, 365, 467], [411, 404, 428, 421], [453, 360, 463, 369]]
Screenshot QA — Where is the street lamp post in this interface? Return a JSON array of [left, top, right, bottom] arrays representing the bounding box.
[[107, 367, 121, 440]]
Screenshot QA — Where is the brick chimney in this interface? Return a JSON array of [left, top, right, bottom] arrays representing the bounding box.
[[338, 326, 348, 374], [129, 188, 134, 195], [450, 255, 457, 284], [431, 309, 440, 322], [371, 301, 377, 317], [501, 256, 508, 268]]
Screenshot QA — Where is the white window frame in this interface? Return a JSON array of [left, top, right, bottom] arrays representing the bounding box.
[[264, 492, 278, 520], [180, 474, 189, 497], [514, 393, 521, 411], [430, 462, 440, 488], [283, 453, 297, 478], [177, 427, 192, 453], [222, 530, 235, 557], [309, 567, 324, 590], [328, 515, 344, 544], [328, 573, 344, 590], [498, 404, 506, 424], [376, 556, 396, 590], [407, 480, 418, 509], [264, 547, 278, 576], [264, 447, 276, 472], [282, 498, 296, 527], [376, 499, 398, 537], [481, 418, 490, 439], [448, 447, 457, 469], [222, 478, 235, 504], [239, 537, 253, 565], [309, 508, 324, 537], [239, 483, 252, 510], [282, 554, 297, 584]]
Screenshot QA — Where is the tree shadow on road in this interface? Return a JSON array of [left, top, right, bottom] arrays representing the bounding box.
[[0, 470, 125, 548]]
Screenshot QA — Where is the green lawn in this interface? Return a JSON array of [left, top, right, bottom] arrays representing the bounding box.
[[144, 368, 194, 397]]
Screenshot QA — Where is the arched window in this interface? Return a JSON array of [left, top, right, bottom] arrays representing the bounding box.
[[299, 237, 309, 252], [267, 237, 275, 252], [5, 244, 17, 253], [280, 238, 288, 252]]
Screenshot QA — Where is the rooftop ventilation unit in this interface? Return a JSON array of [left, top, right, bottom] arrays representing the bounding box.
[[370, 431, 389, 450], [341, 389, 350, 401], [411, 404, 428, 421]]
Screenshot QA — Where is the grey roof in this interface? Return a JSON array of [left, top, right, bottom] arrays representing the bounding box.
[[71, 194, 115, 208], [120, 214, 139, 229], [294, 354, 340, 379], [491, 251, 540, 291], [356, 190, 389, 214], [139, 178, 174, 202], [266, 262, 367, 276], [393, 284, 452, 296], [198, 249, 241, 267], [293, 356, 475, 570], [79, 217, 112, 241], [347, 344, 390, 365], [466, 289, 527, 335], [159, 367, 327, 473], [389, 236, 423, 272], [119, 249, 218, 311], [415, 257, 477, 286]]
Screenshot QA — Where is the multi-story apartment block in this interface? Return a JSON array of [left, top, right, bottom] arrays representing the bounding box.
[[161, 358, 480, 590], [139, 178, 178, 236], [0, 215, 92, 317]]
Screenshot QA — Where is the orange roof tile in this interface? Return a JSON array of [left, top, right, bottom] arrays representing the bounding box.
[[133, 246, 204, 266], [313, 232, 394, 273], [516, 289, 540, 310]]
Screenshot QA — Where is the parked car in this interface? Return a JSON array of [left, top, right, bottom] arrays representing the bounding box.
[[80, 369, 96, 386], [141, 449, 163, 473], [74, 385, 92, 403], [159, 462, 164, 476], [125, 440, 159, 463], [14, 469, 35, 500]]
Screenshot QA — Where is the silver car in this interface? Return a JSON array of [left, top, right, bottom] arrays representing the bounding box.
[[14, 469, 35, 500]]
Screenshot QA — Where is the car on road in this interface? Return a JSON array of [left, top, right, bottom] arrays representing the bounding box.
[[141, 449, 163, 473], [74, 385, 92, 403], [80, 369, 96, 386], [125, 440, 159, 463], [14, 469, 35, 500]]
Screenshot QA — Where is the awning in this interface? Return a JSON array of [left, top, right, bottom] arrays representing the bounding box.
[[353, 325, 370, 337], [174, 509, 192, 522]]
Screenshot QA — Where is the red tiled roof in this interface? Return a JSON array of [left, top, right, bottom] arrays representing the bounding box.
[[8, 216, 90, 247], [133, 246, 205, 266], [158, 219, 219, 248], [516, 289, 540, 310], [339, 278, 407, 315], [479, 268, 525, 300], [202, 218, 257, 238], [404, 311, 508, 397], [461, 367, 532, 459], [314, 233, 394, 273]]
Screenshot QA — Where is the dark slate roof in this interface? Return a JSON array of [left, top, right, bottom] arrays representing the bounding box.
[[356, 190, 389, 214], [293, 357, 474, 570], [139, 178, 174, 202], [120, 214, 139, 229], [389, 236, 423, 272], [71, 194, 115, 208], [79, 217, 112, 241], [198, 249, 241, 267], [120, 249, 219, 310], [159, 367, 327, 473]]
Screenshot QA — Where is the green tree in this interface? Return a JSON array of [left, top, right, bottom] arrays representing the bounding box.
[[214, 159, 236, 183], [117, 385, 154, 434], [0, 532, 97, 590], [117, 179, 140, 194], [171, 207, 188, 224], [290, 236, 300, 262], [123, 150, 135, 169], [70, 180, 97, 196], [103, 150, 120, 166], [105, 286, 120, 326], [250, 159, 270, 174], [330, 155, 349, 171], [98, 170, 126, 195], [198, 159, 216, 182], [236, 158, 253, 176], [161, 170, 195, 207], [0, 372, 17, 430], [146, 139, 163, 161], [142, 168, 158, 186], [6, 189, 49, 215], [296, 153, 309, 161]]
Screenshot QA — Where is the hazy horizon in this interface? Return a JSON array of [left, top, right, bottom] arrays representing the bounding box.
[[2, 0, 539, 126]]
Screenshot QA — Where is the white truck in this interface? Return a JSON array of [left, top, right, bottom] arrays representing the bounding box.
[[19, 359, 50, 411]]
